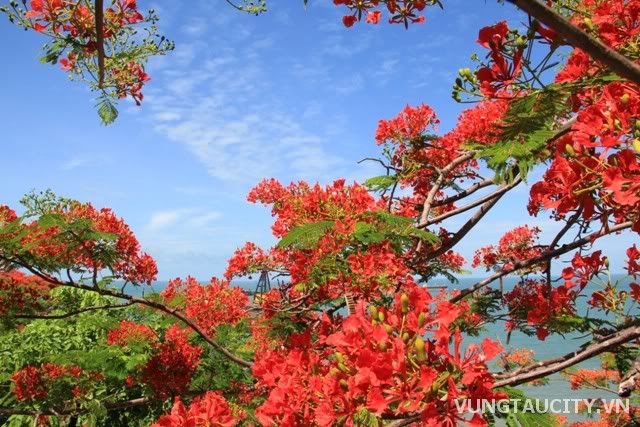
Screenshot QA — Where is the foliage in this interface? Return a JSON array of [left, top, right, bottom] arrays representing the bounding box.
[[2, 0, 640, 426]]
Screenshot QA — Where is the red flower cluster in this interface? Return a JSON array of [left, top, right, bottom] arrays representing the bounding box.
[[504, 279, 579, 340], [21, 0, 154, 105], [500, 348, 535, 368], [375, 104, 483, 198], [253, 285, 503, 426], [161, 277, 248, 335], [141, 325, 202, 398], [475, 21, 523, 96], [568, 369, 619, 390], [12, 363, 89, 403], [440, 98, 508, 147], [0, 271, 52, 317], [248, 178, 382, 238], [0, 205, 17, 224], [11, 201, 157, 284], [106, 0, 144, 27], [224, 242, 277, 280], [333, 0, 427, 28], [152, 391, 245, 427], [472, 226, 542, 271], [375, 104, 438, 146], [106, 320, 157, 346], [111, 61, 150, 105], [526, 1, 640, 234], [562, 251, 607, 289], [12, 366, 47, 402]]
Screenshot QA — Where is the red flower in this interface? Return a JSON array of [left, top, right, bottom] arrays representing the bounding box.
[[366, 10, 382, 24], [141, 325, 202, 398], [107, 320, 157, 346], [342, 15, 357, 27], [153, 391, 244, 427], [475, 21, 523, 95], [162, 277, 248, 335]]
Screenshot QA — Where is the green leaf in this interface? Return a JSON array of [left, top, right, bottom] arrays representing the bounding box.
[[353, 221, 386, 244], [470, 83, 572, 181], [373, 211, 414, 228], [352, 408, 380, 427], [409, 227, 439, 243], [96, 97, 119, 125], [277, 221, 335, 249], [364, 175, 397, 192]]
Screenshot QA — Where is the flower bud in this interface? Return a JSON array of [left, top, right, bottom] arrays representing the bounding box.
[[400, 293, 410, 314], [458, 67, 472, 79], [633, 139, 640, 153], [384, 324, 393, 334], [335, 352, 345, 364], [369, 305, 378, 319], [583, 17, 594, 30], [378, 341, 387, 351], [621, 93, 630, 105], [418, 312, 427, 328], [339, 379, 349, 390], [378, 311, 385, 322], [565, 144, 575, 157], [414, 337, 426, 362], [402, 332, 410, 342]]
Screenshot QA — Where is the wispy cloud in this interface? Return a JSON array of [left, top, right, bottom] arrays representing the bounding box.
[[61, 156, 90, 171], [145, 28, 348, 185], [146, 208, 222, 231], [188, 211, 223, 227], [61, 154, 110, 171], [147, 209, 192, 230]]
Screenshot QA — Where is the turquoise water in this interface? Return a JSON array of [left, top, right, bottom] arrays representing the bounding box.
[[440, 275, 634, 424], [133, 275, 634, 423]]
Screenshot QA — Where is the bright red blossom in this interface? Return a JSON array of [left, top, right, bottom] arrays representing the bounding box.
[[152, 391, 244, 427], [141, 325, 202, 398], [161, 277, 248, 335]]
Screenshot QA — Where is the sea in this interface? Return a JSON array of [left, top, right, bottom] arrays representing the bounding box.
[[136, 274, 637, 424]]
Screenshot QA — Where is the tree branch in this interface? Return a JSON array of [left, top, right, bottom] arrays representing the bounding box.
[[94, 0, 105, 88], [12, 302, 134, 320], [425, 176, 522, 261], [5, 259, 253, 369], [450, 221, 633, 303], [431, 178, 495, 208], [418, 152, 476, 227], [0, 397, 151, 417], [494, 323, 640, 387], [419, 178, 521, 228], [508, 0, 640, 85]]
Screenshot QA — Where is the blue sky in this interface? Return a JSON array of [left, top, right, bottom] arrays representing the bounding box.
[[0, 0, 636, 280]]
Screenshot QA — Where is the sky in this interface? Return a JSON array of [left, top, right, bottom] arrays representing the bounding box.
[[0, 0, 636, 280]]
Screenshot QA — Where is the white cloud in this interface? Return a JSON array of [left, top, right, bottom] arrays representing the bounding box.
[[188, 211, 223, 227], [61, 156, 90, 171], [147, 209, 191, 230], [146, 208, 223, 230], [182, 18, 207, 37], [145, 33, 349, 186], [61, 154, 111, 171]]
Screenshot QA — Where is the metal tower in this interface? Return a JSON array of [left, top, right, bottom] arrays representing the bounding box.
[[254, 270, 271, 297]]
